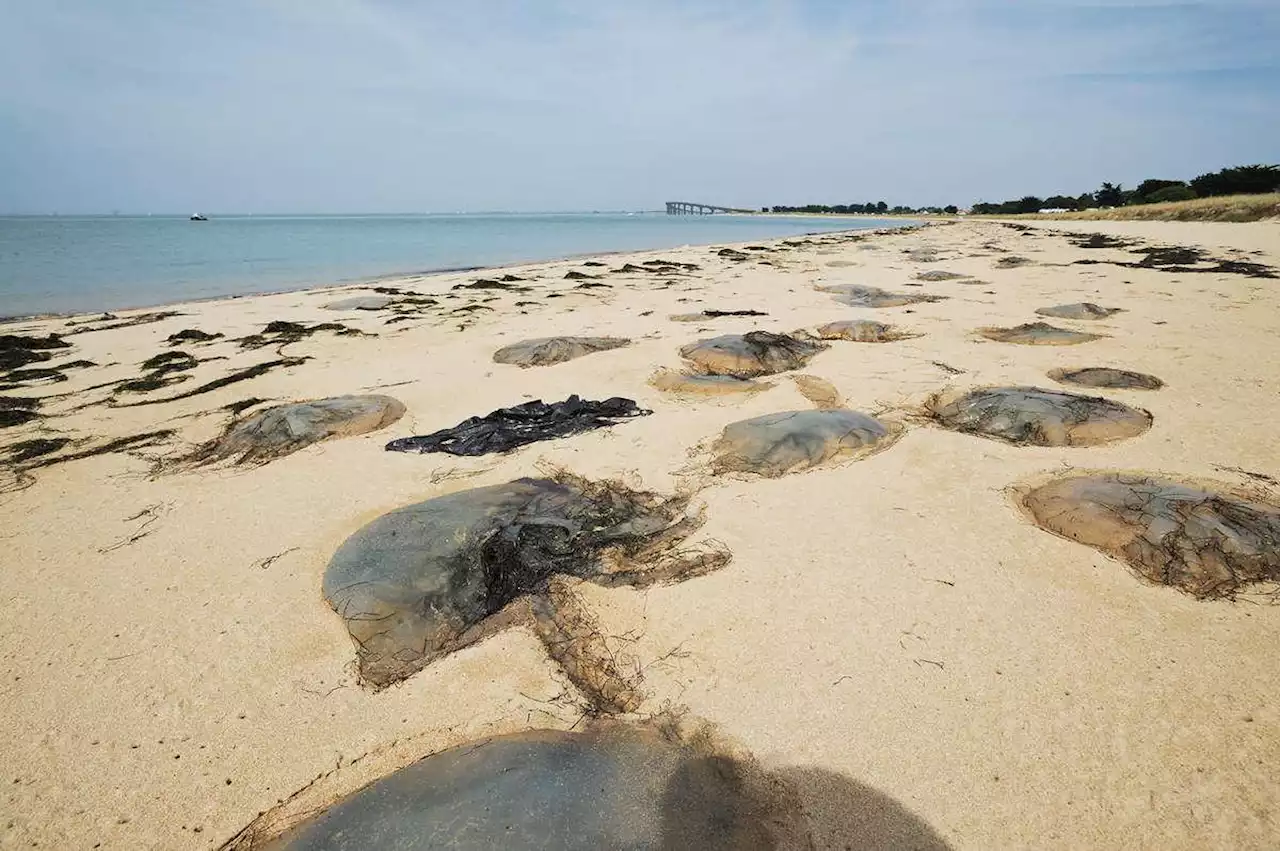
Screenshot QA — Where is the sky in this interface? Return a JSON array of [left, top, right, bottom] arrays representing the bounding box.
[[1, 0, 1277, 213]]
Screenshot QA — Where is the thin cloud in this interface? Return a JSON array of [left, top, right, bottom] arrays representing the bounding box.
[[0, 0, 1275, 212]]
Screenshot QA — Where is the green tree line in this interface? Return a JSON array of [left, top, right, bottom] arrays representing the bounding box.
[[969, 164, 1279, 215], [762, 164, 1278, 217]]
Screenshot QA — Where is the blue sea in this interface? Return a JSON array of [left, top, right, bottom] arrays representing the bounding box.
[[0, 212, 911, 318]]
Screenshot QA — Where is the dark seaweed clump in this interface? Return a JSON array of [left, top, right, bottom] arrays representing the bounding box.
[[238, 321, 363, 350], [4, 437, 72, 463], [1069, 233, 1133, 249], [0, 368, 68, 390], [115, 351, 201, 395], [0, 334, 71, 371], [16, 429, 176, 470], [166, 329, 223, 345], [0, 396, 41, 428], [1070, 235, 1278, 278], [113, 357, 307, 407], [65, 311, 182, 333], [453, 279, 529, 291]]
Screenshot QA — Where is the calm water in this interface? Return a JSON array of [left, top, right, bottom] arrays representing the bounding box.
[[0, 213, 911, 318]]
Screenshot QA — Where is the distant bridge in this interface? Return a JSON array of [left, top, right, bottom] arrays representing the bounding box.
[[665, 201, 756, 215]]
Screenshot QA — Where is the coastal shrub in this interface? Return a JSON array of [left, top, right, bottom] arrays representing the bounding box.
[[1144, 185, 1197, 204], [1190, 164, 1280, 197]]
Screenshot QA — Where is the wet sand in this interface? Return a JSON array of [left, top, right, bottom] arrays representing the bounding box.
[[2, 219, 1279, 849]]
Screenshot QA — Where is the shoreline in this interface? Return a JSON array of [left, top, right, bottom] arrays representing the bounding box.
[[3, 218, 1278, 850], [0, 222, 914, 324]]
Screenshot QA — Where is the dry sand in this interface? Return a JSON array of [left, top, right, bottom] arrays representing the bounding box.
[[2, 219, 1279, 849]]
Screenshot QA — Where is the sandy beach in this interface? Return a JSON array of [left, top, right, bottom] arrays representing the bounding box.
[[3, 218, 1279, 849]]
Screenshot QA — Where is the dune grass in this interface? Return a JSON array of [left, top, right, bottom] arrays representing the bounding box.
[[985, 193, 1280, 223]]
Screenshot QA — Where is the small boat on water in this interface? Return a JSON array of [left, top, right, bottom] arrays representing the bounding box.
[[190, 213, 208, 221]]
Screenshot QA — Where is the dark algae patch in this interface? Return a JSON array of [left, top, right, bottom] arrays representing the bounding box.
[[167, 329, 223, 345], [4, 437, 72, 463], [1022, 473, 1280, 598], [386, 396, 649, 456], [323, 472, 727, 690], [1068, 233, 1278, 278], [115, 351, 202, 395], [140, 351, 199, 373], [238, 321, 362, 350], [1069, 233, 1133, 250], [1048, 367, 1164, 390], [114, 358, 307, 407], [927, 386, 1151, 447], [0, 368, 68, 389], [18, 429, 176, 470], [0, 396, 40, 428], [64, 311, 182, 334], [670, 309, 768, 322], [0, 333, 71, 371]]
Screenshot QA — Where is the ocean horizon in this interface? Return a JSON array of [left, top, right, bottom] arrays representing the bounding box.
[[0, 212, 913, 318]]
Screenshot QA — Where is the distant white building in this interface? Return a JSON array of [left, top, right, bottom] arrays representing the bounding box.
[[1038, 208, 1069, 214]]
